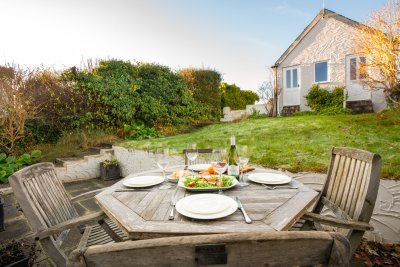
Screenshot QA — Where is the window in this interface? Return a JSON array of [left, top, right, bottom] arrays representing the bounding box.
[[286, 69, 291, 88], [350, 58, 357, 80], [285, 68, 299, 89], [359, 57, 367, 79], [349, 57, 367, 80], [292, 69, 298, 88], [315, 61, 328, 82]]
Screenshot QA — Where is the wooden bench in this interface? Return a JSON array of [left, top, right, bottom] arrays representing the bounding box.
[[81, 231, 351, 267]]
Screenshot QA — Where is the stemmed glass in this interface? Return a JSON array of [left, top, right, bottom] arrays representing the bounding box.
[[238, 145, 249, 187], [186, 144, 198, 177], [211, 148, 227, 194], [155, 148, 171, 190]]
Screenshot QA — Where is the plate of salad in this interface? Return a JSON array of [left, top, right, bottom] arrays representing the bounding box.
[[178, 175, 238, 191]]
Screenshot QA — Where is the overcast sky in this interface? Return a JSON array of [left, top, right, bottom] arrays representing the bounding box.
[[0, 0, 387, 91]]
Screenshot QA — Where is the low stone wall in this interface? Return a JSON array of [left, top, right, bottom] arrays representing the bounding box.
[[55, 149, 114, 182], [113, 146, 184, 177], [220, 104, 269, 122]]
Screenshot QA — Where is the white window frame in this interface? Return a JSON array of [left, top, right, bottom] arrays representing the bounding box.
[[314, 60, 329, 83], [284, 66, 299, 90], [348, 56, 367, 81]]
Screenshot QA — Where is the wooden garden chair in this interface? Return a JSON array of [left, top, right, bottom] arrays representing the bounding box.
[[80, 231, 351, 267], [9, 162, 128, 267], [183, 148, 215, 166], [296, 147, 381, 255]]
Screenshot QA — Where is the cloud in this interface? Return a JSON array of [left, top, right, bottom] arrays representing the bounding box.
[[266, 2, 311, 18]]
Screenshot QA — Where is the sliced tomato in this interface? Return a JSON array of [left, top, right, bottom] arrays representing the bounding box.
[[207, 179, 217, 185], [188, 181, 195, 187], [216, 180, 224, 187]]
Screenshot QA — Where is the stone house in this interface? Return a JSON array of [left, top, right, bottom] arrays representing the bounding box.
[[272, 9, 387, 116]]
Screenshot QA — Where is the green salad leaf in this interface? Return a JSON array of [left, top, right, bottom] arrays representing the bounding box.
[[183, 176, 233, 188]]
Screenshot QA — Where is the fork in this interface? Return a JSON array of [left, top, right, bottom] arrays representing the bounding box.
[[262, 184, 299, 190], [169, 200, 176, 220]]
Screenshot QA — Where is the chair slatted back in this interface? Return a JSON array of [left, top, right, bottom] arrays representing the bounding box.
[[83, 231, 351, 267], [322, 147, 380, 221], [314, 147, 381, 254], [9, 162, 79, 244], [10, 163, 78, 232], [183, 148, 215, 166]]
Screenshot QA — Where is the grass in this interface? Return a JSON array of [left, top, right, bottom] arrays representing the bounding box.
[[120, 109, 400, 180]]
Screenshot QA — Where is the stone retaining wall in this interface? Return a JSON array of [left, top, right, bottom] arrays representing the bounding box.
[[54, 146, 185, 182], [55, 149, 114, 182]]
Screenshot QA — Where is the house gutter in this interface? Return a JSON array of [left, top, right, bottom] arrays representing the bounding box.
[[271, 65, 279, 117]]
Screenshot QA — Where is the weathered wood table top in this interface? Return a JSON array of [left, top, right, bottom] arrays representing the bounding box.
[[95, 169, 319, 240]]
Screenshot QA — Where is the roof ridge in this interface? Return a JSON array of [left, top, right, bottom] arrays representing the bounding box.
[[273, 8, 361, 67]]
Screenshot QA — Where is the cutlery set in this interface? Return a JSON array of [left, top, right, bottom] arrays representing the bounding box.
[[262, 184, 299, 190], [114, 189, 152, 192]]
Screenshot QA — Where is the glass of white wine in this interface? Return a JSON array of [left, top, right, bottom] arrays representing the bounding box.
[[211, 148, 228, 194], [238, 145, 249, 187], [155, 148, 171, 190], [186, 144, 198, 177]]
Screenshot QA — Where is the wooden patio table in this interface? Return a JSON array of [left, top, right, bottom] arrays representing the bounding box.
[[95, 168, 319, 240]]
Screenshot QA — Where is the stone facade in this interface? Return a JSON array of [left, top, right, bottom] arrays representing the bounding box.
[[275, 10, 387, 115]]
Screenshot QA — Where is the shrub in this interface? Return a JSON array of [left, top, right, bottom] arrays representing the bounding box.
[[220, 82, 259, 110], [0, 150, 41, 183], [305, 84, 346, 111], [120, 122, 160, 140], [179, 68, 222, 119]]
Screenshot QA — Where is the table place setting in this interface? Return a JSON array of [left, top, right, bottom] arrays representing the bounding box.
[[122, 174, 165, 188], [174, 193, 239, 220], [247, 172, 292, 185]]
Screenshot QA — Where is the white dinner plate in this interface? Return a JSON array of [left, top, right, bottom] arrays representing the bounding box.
[[188, 164, 210, 172], [122, 175, 164, 188], [182, 194, 231, 214], [175, 194, 237, 219], [247, 172, 292, 185], [177, 176, 239, 191]]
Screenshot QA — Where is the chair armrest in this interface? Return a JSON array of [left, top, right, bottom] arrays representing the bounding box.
[[70, 188, 104, 202], [302, 212, 374, 231], [35, 211, 106, 241]]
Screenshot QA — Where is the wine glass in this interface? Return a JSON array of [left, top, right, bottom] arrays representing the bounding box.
[[211, 148, 227, 194], [238, 145, 249, 187], [186, 144, 198, 177], [155, 148, 171, 190]]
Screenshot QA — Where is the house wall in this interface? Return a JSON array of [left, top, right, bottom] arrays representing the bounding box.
[[276, 16, 386, 113]]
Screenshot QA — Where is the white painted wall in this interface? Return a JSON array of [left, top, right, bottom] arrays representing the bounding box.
[[276, 16, 387, 113]]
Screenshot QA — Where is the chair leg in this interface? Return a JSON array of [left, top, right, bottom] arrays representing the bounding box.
[[98, 219, 123, 242]]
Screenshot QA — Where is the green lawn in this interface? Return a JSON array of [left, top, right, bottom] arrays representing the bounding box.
[[120, 109, 400, 180]]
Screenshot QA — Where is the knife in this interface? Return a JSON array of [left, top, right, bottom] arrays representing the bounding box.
[[114, 189, 151, 192], [235, 196, 252, 224]]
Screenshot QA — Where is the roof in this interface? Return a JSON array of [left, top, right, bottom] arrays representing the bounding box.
[[272, 9, 361, 67]]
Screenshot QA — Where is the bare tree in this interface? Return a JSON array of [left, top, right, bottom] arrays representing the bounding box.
[[258, 68, 281, 117], [257, 80, 274, 116], [353, 0, 400, 106], [0, 65, 37, 154]]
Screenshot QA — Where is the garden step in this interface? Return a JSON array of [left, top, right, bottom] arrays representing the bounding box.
[[54, 157, 82, 167], [346, 100, 374, 114], [281, 105, 300, 116]]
